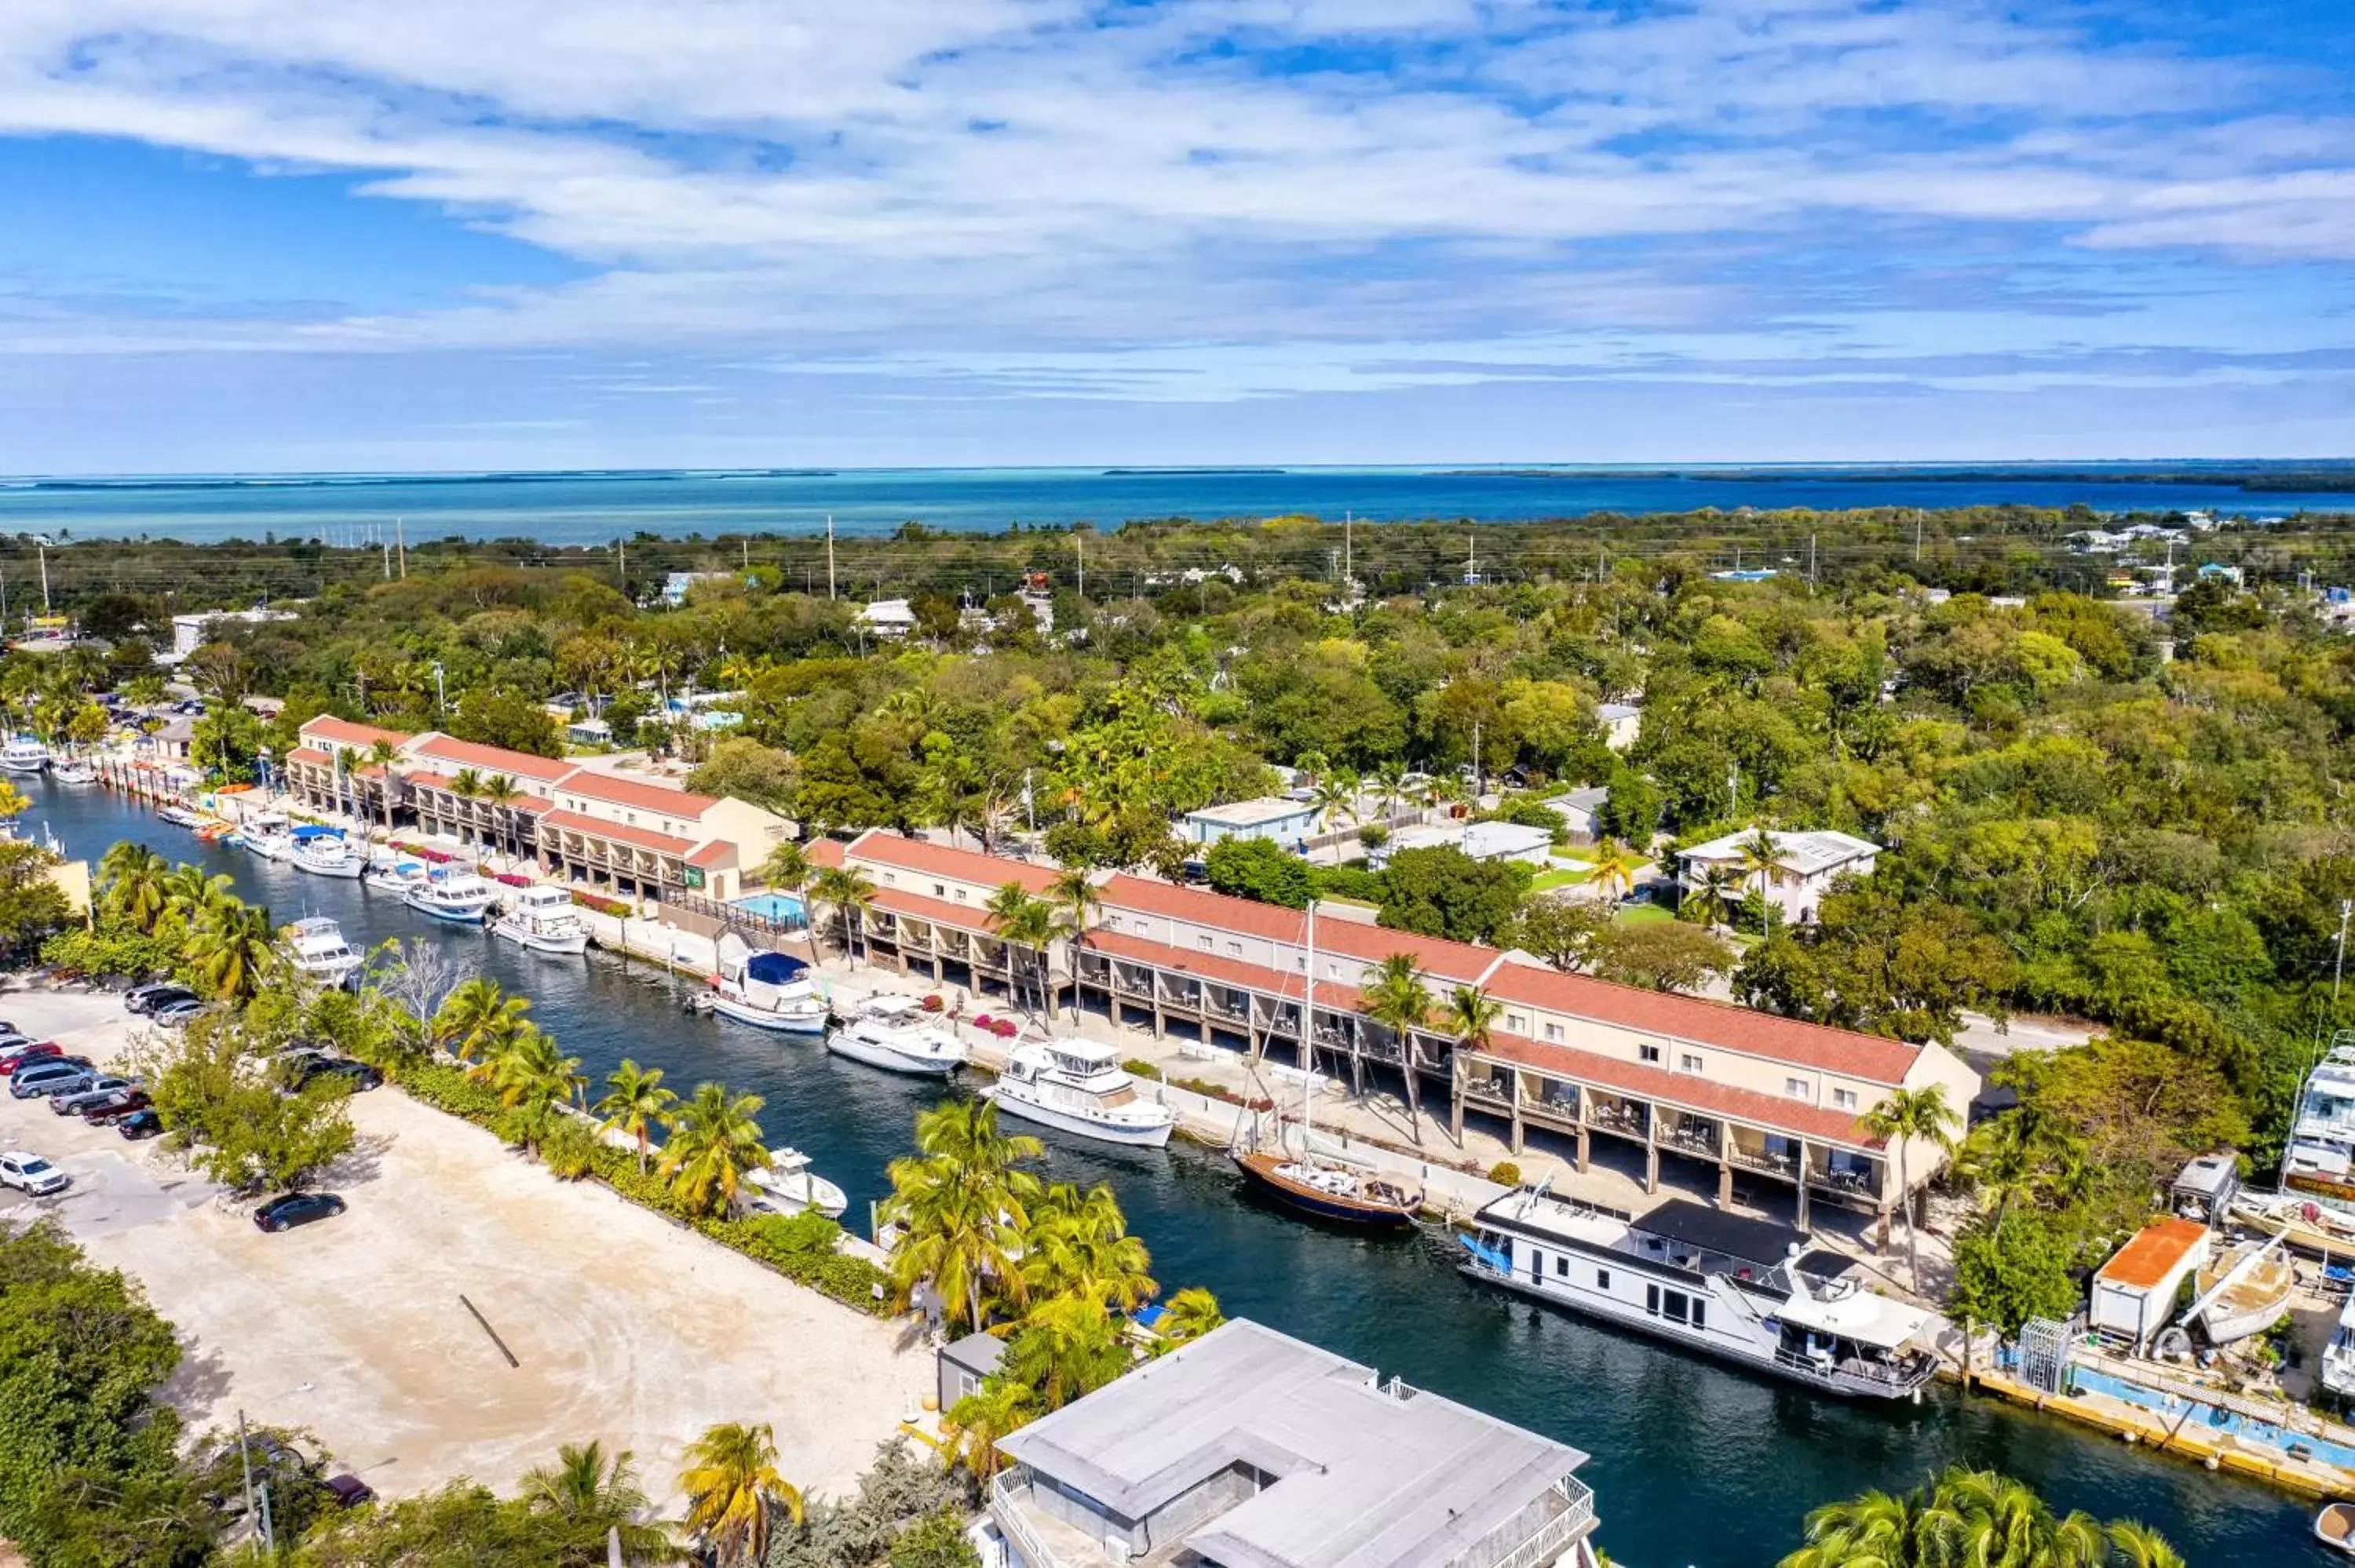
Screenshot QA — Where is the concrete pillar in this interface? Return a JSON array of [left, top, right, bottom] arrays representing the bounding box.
[[1572, 1085, 1590, 1171], [1451, 1063, 1466, 1141], [1718, 1161, 1734, 1209], [1795, 1140, 1813, 1233], [1510, 1067, 1525, 1155], [1152, 999, 1165, 1038], [1644, 1116, 1659, 1194]]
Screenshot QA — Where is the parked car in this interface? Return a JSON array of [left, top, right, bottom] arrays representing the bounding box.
[[296, 1058, 383, 1092], [51, 1078, 134, 1115], [322, 1475, 375, 1509], [0, 1151, 68, 1197], [0, 1041, 62, 1074], [254, 1192, 345, 1233], [80, 1089, 151, 1125], [126, 982, 196, 1015], [0, 1030, 28, 1052], [117, 1110, 164, 1140], [10, 1060, 94, 1099], [153, 999, 206, 1028]]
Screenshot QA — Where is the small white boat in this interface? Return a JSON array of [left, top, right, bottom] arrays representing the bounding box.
[[826, 994, 968, 1076], [743, 1148, 849, 1220], [987, 1038, 1175, 1148], [0, 738, 49, 775], [405, 870, 498, 924], [156, 804, 202, 829], [2318, 1501, 2355, 1558], [706, 941, 828, 1034], [363, 856, 426, 895], [49, 759, 96, 786], [489, 884, 592, 955], [240, 812, 297, 861], [290, 827, 366, 879], [2194, 1237, 2296, 1344], [284, 914, 365, 987]]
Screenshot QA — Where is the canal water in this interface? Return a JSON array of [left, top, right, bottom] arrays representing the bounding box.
[[29, 782, 2317, 1566]]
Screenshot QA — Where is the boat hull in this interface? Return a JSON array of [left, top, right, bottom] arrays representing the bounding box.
[[406, 893, 491, 924], [2321, 1502, 2355, 1557], [824, 1029, 964, 1077], [490, 919, 591, 956], [708, 993, 827, 1035], [1232, 1151, 1420, 1227], [0, 759, 47, 775], [245, 841, 295, 862], [294, 854, 365, 880], [985, 1086, 1174, 1148]]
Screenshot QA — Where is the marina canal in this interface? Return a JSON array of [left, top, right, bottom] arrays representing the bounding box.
[[27, 781, 2318, 1566]]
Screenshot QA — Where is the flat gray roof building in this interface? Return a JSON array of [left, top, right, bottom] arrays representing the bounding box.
[[991, 1320, 1599, 1568]]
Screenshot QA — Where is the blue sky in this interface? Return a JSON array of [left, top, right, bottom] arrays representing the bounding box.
[[0, 0, 2350, 472]]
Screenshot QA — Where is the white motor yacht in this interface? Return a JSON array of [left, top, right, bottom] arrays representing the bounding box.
[[405, 870, 498, 924], [363, 855, 426, 895], [704, 940, 829, 1034], [49, 758, 96, 786], [743, 1148, 849, 1220], [0, 738, 49, 775], [489, 884, 592, 955], [284, 914, 366, 988], [239, 812, 297, 861], [826, 994, 969, 1077], [1459, 1184, 1940, 1399], [2324, 1296, 2355, 1401], [987, 1037, 1175, 1147], [2283, 1037, 2355, 1216], [290, 827, 366, 879]]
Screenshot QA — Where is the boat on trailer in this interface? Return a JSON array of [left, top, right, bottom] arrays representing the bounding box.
[[1459, 1183, 1940, 1399]]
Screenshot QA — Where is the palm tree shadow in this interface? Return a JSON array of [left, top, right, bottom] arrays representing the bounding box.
[[159, 1336, 236, 1424], [319, 1129, 394, 1188]]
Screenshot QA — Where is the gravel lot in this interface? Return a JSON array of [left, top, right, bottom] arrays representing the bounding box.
[[0, 986, 929, 1506]]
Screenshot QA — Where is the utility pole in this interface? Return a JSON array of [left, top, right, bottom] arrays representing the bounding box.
[[1914, 511, 1923, 563], [825, 515, 837, 600], [38, 544, 49, 614], [742, 538, 750, 571], [618, 537, 626, 589], [1466, 531, 1477, 585], [2337, 899, 2351, 1005], [1344, 509, 1353, 587], [237, 1409, 257, 1554], [1075, 531, 1085, 600], [1808, 532, 1817, 590], [382, 539, 392, 579], [396, 517, 407, 578], [1729, 760, 1740, 818], [1472, 719, 1483, 800]]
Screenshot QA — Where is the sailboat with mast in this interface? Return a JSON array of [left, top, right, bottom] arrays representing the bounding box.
[[1229, 899, 1422, 1227]]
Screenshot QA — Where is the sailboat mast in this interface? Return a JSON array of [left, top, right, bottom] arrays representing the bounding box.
[[1301, 900, 1316, 1145]]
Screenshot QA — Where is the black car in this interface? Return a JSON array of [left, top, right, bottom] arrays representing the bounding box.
[[117, 1110, 164, 1140], [296, 1058, 383, 1092], [254, 1192, 345, 1232], [126, 983, 197, 1016]]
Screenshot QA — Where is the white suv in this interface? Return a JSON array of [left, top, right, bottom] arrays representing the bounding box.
[[0, 1151, 68, 1197]]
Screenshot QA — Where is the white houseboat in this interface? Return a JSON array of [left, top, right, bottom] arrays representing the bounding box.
[[987, 1038, 1176, 1148], [1459, 1185, 1939, 1399], [284, 915, 366, 988], [405, 870, 498, 924], [290, 826, 366, 879], [2284, 1037, 2355, 1214], [489, 884, 592, 956], [825, 994, 969, 1077]]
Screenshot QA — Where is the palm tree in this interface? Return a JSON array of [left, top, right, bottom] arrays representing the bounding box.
[[595, 1059, 678, 1174], [364, 737, 403, 844], [1019, 1182, 1157, 1313], [883, 1099, 1043, 1333], [519, 1440, 673, 1566], [1310, 774, 1356, 835], [1735, 827, 1783, 938], [0, 780, 28, 821], [942, 1377, 1038, 1482], [1931, 1467, 2106, 1568], [1362, 954, 1434, 1143], [1371, 758, 1409, 826], [758, 841, 820, 963], [808, 865, 875, 967], [1048, 867, 1101, 1031], [436, 977, 532, 1063], [449, 766, 484, 851], [659, 1081, 771, 1216], [1864, 1084, 1960, 1291], [480, 772, 524, 869], [187, 899, 276, 1001], [1587, 837, 1640, 908], [160, 865, 236, 938], [2105, 1520, 2188, 1568], [97, 841, 170, 935], [1683, 862, 1741, 932], [1004, 1293, 1132, 1410], [1154, 1286, 1225, 1351], [988, 883, 1058, 1019], [1780, 1485, 1927, 1568], [678, 1421, 801, 1568]]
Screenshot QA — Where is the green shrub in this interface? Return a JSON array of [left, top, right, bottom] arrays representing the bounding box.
[[1121, 1059, 1163, 1081], [539, 1116, 600, 1180], [1487, 1161, 1523, 1186], [402, 1062, 502, 1125], [701, 1216, 890, 1315]]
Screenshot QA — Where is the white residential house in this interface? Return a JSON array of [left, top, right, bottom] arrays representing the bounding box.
[[1597, 701, 1641, 751], [169, 607, 297, 659], [1371, 818, 1553, 870], [660, 571, 733, 606], [1678, 828, 1882, 925], [1546, 784, 1611, 842], [1180, 796, 1322, 849], [856, 599, 920, 638]]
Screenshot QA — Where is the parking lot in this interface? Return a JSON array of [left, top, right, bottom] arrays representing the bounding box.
[[0, 986, 929, 1506]]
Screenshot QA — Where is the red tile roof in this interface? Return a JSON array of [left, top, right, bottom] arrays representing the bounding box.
[[806, 839, 846, 869], [1098, 874, 1304, 943], [1479, 1031, 1878, 1148], [406, 771, 553, 812], [299, 716, 414, 749], [687, 840, 733, 870], [407, 733, 576, 782], [558, 769, 720, 818], [285, 746, 333, 767], [845, 830, 1061, 894], [1314, 916, 1504, 984], [2096, 1218, 2209, 1290], [539, 808, 695, 855], [870, 886, 1002, 932], [1086, 928, 1365, 1013], [1483, 963, 1920, 1085]]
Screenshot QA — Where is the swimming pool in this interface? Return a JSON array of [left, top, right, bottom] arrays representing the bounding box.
[[732, 892, 807, 925], [2071, 1365, 2355, 1470]]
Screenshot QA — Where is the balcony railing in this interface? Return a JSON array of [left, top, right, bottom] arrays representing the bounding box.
[[989, 1470, 1073, 1568], [1447, 1477, 1597, 1568], [1808, 1165, 1879, 1199], [1729, 1144, 1798, 1178]]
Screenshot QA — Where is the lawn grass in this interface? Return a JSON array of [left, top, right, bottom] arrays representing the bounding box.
[[1529, 866, 1589, 892], [1611, 902, 1674, 927]]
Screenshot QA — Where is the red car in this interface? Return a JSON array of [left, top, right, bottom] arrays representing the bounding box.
[[79, 1088, 151, 1125], [0, 1041, 61, 1075]]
